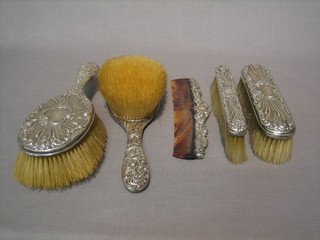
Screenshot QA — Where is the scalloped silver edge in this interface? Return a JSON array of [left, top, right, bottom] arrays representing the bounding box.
[[188, 78, 211, 159]]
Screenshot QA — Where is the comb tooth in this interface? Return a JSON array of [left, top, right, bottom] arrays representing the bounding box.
[[171, 78, 210, 160]]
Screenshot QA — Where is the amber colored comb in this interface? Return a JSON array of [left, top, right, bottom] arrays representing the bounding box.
[[171, 78, 210, 159]]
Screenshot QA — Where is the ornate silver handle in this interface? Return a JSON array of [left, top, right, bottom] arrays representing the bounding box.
[[68, 62, 99, 94], [121, 121, 150, 193]]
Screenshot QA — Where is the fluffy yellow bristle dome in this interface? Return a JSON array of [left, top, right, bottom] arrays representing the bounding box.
[[99, 55, 167, 119]]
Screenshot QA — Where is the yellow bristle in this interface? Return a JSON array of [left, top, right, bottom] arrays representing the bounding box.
[[14, 115, 107, 189], [211, 78, 247, 164], [98, 55, 167, 119], [237, 80, 293, 164]]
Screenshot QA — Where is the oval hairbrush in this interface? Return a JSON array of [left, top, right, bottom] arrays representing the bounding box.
[[99, 55, 167, 192], [14, 63, 107, 189]]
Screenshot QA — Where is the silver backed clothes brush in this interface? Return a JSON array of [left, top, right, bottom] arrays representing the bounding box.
[[211, 65, 248, 164], [238, 64, 296, 164]]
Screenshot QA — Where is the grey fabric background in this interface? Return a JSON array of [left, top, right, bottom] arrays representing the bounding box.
[[1, 1, 319, 239]]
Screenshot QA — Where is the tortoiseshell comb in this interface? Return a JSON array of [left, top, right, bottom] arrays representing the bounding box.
[[171, 78, 210, 159]]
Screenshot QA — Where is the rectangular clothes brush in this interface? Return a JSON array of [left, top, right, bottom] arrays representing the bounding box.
[[171, 78, 211, 160], [237, 64, 296, 164], [211, 65, 247, 164]]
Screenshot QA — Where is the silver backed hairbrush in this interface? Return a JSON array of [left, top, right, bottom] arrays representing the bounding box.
[[14, 62, 107, 189]]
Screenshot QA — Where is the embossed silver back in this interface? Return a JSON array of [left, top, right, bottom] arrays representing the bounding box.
[[17, 62, 99, 156], [241, 64, 295, 139], [188, 78, 211, 159], [215, 65, 247, 136]]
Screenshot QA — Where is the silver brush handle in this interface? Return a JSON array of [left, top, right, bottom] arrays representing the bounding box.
[[122, 120, 150, 193], [68, 62, 99, 94]]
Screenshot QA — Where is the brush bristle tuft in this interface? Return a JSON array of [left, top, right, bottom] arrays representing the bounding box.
[[211, 79, 247, 164], [99, 55, 167, 119], [14, 115, 107, 189], [237, 79, 293, 164]]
